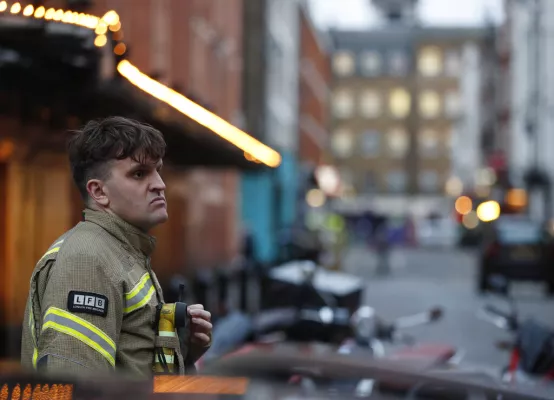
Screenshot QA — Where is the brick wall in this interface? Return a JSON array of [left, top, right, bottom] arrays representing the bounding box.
[[298, 7, 330, 166], [28, 0, 243, 272], [101, 0, 244, 271]]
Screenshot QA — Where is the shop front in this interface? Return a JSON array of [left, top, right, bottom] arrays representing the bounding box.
[[0, 4, 280, 358]]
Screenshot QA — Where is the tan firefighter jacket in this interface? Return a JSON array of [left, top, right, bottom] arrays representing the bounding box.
[[21, 208, 209, 377]]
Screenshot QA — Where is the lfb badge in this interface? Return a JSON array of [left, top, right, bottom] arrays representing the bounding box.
[[67, 291, 109, 318]]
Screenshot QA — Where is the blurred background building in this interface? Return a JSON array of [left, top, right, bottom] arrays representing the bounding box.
[[241, 0, 301, 264], [328, 0, 485, 223]]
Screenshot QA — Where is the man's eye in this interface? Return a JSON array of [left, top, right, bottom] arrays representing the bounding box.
[[134, 171, 145, 178]]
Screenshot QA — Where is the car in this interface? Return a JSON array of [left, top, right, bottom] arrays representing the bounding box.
[[478, 215, 554, 296]]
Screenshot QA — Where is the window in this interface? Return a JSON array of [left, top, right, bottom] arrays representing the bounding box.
[[444, 91, 461, 118], [418, 46, 443, 77], [389, 88, 411, 119], [388, 50, 408, 76], [386, 170, 407, 193], [359, 89, 381, 118], [360, 51, 382, 76], [419, 90, 442, 119], [331, 128, 354, 158], [419, 128, 439, 158], [333, 51, 355, 77], [360, 130, 381, 157], [445, 49, 461, 76], [387, 127, 409, 158], [419, 170, 439, 193], [332, 89, 354, 118]]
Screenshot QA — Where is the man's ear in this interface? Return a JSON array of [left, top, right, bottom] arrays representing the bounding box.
[[86, 179, 109, 207]]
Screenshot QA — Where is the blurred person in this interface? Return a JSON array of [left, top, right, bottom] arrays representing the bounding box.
[[20, 117, 212, 377], [374, 220, 391, 276]]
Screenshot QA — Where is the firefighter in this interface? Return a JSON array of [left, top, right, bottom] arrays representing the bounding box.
[[20, 117, 212, 377]]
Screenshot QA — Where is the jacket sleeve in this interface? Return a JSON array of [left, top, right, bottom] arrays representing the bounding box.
[[35, 252, 123, 376]]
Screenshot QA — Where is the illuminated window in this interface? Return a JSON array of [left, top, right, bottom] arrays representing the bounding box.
[[445, 90, 461, 118], [419, 90, 442, 119], [419, 128, 439, 157], [387, 127, 409, 158], [333, 51, 355, 76], [359, 89, 381, 118], [332, 89, 354, 118], [418, 46, 443, 77], [360, 51, 382, 76], [389, 88, 411, 119], [419, 170, 439, 192], [386, 170, 407, 193], [360, 130, 381, 157], [332, 128, 354, 158]]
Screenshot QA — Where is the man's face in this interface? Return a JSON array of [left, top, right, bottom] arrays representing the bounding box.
[[95, 157, 168, 232]]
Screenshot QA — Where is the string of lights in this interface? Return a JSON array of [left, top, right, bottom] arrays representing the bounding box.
[[0, 1, 282, 168]]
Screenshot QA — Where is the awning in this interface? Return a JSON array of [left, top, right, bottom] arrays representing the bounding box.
[[0, 2, 281, 170], [94, 78, 261, 169]]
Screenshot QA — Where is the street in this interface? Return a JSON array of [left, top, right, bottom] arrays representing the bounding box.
[[342, 245, 554, 371]]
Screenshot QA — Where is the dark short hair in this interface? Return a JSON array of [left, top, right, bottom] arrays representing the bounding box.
[[67, 116, 166, 202]]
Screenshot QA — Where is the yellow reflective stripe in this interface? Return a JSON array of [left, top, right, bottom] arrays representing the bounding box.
[[29, 306, 36, 344], [32, 348, 38, 369], [126, 273, 150, 300], [51, 240, 64, 248], [124, 285, 155, 314], [39, 247, 60, 261], [124, 273, 155, 314], [43, 307, 116, 367], [38, 239, 64, 262], [46, 307, 115, 351]]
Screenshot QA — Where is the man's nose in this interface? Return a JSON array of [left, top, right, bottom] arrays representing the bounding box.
[[151, 171, 166, 192]]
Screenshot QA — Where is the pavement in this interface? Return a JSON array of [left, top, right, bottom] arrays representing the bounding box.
[[342, 245, 554, 372]]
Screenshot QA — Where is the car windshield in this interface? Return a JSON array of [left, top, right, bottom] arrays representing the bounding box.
[[495, 218, 543, 244]]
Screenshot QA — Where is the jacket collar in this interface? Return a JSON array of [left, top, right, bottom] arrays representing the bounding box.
[[83, 208, 157, 257]]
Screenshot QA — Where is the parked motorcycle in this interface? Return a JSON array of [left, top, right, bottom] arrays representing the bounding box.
[[477, 276, 554, 385], [199, 262, 447, 368], [199, 261, 464, 398]]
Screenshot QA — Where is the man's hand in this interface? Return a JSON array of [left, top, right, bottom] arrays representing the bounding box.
[[187, 304, 212, 346]]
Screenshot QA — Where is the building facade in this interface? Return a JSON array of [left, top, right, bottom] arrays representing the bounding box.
[[298, 2, 331, 167], [241, 0, 301, 264], [502, 0, 554, 220], [328, 26, 485, 217]]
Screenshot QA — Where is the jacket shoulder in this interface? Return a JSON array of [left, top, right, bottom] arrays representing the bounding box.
[[39, 222, 127, 281]]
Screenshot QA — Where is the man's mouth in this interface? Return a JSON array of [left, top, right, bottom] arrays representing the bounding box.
[[151, 197, 166, 205]]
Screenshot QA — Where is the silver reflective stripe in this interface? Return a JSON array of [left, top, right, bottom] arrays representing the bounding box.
[[158, 331, 176, 337], [124, 274, 155, 314], [43, 307, 116, 367], [157, 354, 174, 364]]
